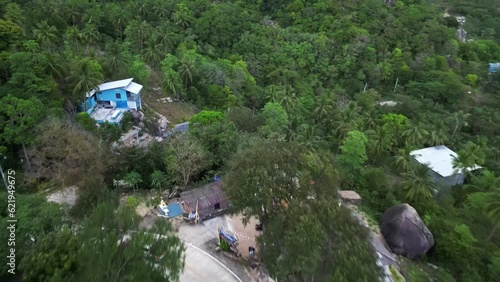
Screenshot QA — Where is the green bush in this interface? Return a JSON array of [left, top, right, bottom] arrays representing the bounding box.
[[389, 266, 405, 282], [219, 239, 230, 251], [126, 196, 140, 209], [409, 265, 431, 282], [121, 112, 134, 131], [75, 112, 97, 132]]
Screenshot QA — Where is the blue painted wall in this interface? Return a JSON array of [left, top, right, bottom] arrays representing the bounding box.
[[95, 88, 142, 109], [96, 88, 128, 108], [84, 86, 142, 115]]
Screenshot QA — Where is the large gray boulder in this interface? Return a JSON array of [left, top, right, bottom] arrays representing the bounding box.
[[130, 110, 141, 123], [380, 204, 434, 259]]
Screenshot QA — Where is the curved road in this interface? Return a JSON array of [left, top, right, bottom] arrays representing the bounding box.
[[181, 242, 242, 282]]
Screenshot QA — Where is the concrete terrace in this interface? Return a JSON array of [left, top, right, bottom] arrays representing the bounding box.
[[90, 107, 125, 124]]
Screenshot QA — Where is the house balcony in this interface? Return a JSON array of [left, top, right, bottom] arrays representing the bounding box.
[[127, 93, 140, 101]]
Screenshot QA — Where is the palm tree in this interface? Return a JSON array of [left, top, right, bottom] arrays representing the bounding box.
[[452, 152, 475, 185], [332, 102, 362, 142], [81, 24, 100, 54], [296, 124, 321, 152], [450, 110, 471, 139], [157, 23, 175, 52], [485, 190, 500, 240], [464, 170, 499, 194], [402, 122, 429, 147], [65, 26, 83, 51], [33, 21, 59, 52], [173, 3, 193, 30], [265, 84, 284, 103], [142, 36, 165, 69], [367, 125, 393, 163], [125, 18, 151, 51], [42, 52, 65, 83], [68, 59, 103, 112], [66, 9, 82, 26], [401, 164, 438, 202], [427, 120, 449, 146], [362, 109, 379, 131], [153, 5, 169, 19], [338, 102, 362, 124], [312, 93, 334, 123], [151, 170, 168, 195], [452, 145, 484, 184], [162, 70, 183, 100], [104, 42, 129, 76], [111, 9, 128, 41], [393, 144, 417, 174], [285, 116, 300, 142], [279, 84, 297, 113], [137, 1, 149, 20], [178, 54, 195, 89]]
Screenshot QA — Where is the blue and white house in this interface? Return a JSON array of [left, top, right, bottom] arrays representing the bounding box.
[[84, 78, 143, 124]]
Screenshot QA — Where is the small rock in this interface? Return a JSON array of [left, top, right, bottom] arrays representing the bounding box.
[[139, 122, 145, 128]]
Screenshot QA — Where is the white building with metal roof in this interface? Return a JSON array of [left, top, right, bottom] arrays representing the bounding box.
[[410, 145, 481, 186]]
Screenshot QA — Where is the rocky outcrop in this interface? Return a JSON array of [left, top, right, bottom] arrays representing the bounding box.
[[130, 110, 142, 123], [380, 204, 434, 259], [338, 190, 362, 205]]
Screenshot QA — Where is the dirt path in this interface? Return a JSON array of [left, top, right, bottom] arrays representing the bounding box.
[[228, 215, 262, 259]]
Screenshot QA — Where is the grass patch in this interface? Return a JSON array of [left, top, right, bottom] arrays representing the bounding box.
[[355, 205, 381, 233], [408, 264, 431, 282], [389, 266, 405, 282], [142, 88, 197, 124], [399, 257, 456, 282]]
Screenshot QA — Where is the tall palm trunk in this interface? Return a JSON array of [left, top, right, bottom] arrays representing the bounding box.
[[488, 224, 498, 241], [22, 143, 31, 172]]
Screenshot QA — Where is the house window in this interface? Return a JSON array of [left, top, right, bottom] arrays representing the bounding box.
[[115, 93, 121, 99], [126, 91, 131, 98], [215, 203, 220, 210]]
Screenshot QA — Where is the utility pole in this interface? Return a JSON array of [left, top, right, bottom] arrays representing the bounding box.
[[393, 77, 399, 93], [363, 83, 368, 93]]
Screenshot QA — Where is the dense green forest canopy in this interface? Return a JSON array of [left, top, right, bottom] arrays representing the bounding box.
[[1, 0, 500, 281]]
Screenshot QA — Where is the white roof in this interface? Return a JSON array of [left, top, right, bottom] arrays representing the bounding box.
[[124, 82, 143, 94], [86, 78, 143, 97], [410, 145, 481, 177]]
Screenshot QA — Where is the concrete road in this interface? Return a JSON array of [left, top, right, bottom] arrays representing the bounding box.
[[180, 242, 242, 282]]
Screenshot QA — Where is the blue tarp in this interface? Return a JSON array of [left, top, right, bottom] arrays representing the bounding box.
[[489, 63, 500, 73], [219, 229, 237, 244], [166, 203, 183, 218]]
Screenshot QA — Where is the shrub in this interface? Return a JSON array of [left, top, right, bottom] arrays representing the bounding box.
[[219, 239, 230, 251]]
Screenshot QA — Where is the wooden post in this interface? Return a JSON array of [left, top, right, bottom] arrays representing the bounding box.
[[217, 226, 220, 245], [195, 200, 199, 223]]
